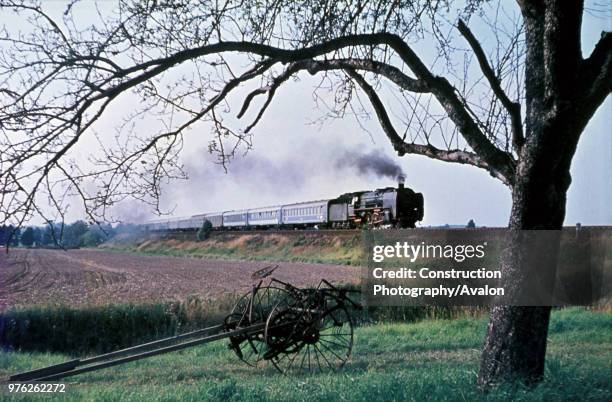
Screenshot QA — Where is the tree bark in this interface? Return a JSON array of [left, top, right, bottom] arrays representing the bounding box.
[[475, 0, 598, 386], [477, 102, 581, 386], [477, 174, 568, 386]]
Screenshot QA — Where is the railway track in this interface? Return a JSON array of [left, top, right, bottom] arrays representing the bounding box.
[[151, 225, 612, 240]]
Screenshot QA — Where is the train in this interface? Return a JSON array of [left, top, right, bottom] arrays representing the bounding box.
[[142, 176, 424, 231]]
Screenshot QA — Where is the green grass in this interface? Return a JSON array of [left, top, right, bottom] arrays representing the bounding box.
[[103, 232, 365, 266], [1, 308, 610, 401], [1, 297, 239, 355], [1, 299, 484, 355]]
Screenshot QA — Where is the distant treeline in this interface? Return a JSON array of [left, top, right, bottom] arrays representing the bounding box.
[[0, 221, 140, 249]]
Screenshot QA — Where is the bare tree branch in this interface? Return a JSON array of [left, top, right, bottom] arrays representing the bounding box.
[[373, 33, 517, 180], [457, 19, 524, 151], [0, 1, 557, 227], [346, 69, 511, 185], [578, 31, 612, 122], [237, 58, 430, 132]]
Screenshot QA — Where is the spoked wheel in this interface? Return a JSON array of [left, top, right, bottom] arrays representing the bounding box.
[[264, 293, 354, 374], [225, 285, 293, 366]]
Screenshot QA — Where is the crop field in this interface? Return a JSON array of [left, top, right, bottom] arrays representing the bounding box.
[[0, 249, 359, 310]]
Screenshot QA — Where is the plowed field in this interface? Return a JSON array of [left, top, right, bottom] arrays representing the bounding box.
[[0, 249, 358, 310]]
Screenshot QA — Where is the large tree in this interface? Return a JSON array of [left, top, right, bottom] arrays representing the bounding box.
[[0, 0, 609, 386], [19, 225, 34, 246]]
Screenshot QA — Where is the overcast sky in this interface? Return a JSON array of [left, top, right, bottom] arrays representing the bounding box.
[[152, 81, 610, 227], [8, 2, 611, 228], [148, 7, 611, 228]]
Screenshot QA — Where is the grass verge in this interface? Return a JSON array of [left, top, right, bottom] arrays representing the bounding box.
[[1, 294, 486, 355], [102, 232, 364, 266], [1, 308, 610, 401]]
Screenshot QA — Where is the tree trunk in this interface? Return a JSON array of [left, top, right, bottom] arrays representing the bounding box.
[[477, 134, 576, 386], [477, 185, 563, 385], [475, 0, 593, 386], [478, 305, 552, 385]]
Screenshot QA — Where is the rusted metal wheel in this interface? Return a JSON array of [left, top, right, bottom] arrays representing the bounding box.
[[225, 285, 293, 366], [264, 291, 354, 374]]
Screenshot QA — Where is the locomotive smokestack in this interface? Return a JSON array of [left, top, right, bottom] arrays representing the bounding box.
[[398, 174, 405, 189]]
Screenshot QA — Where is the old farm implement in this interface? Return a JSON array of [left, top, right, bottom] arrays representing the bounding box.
[[10, 274, 361, 382]]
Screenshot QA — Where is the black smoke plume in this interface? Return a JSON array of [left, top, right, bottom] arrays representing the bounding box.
[[335, 149, 404, 180]]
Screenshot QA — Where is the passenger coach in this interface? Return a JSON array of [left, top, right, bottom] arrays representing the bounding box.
[[141, 177, 424, 231]]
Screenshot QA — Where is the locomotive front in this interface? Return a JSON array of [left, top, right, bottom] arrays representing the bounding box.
[[335, 175, 424, 228], [394, 175, 424, 228]]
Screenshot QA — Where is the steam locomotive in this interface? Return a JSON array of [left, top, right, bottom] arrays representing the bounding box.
[[143, 176, 424, 231]]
